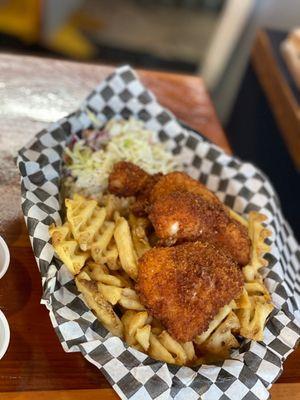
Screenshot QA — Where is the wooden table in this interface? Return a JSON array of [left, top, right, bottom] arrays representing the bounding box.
[[0, 53, 298, 400]]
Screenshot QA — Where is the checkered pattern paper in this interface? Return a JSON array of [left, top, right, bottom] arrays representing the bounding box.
[[17, 66, 300, 400]]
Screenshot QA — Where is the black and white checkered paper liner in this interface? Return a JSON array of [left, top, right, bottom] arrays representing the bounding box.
[[17, 66, 300, 400]]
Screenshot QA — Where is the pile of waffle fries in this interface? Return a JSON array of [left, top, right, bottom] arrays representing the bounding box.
[[49, 194, 273, 366]]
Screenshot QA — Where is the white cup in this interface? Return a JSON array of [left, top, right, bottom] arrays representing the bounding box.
[[0, 236, 10, 279], [0, 236, 10, 358], [0, 310, 10, 359]]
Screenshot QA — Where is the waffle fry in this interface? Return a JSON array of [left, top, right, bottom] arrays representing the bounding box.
[[98, 283, 123, 305], [243, 211, 271, 282], [49, 222, 90, 275], [245, 281, 272, 299], [136, 325, 151, 351], [234, 288, 251, 309], [194, 302, 234, 346], [50, 194, 273, 366], [236, 281, 273, 341], [101, 194, 134, 220], [181, 341, 195, 362], [95, 273, 125, 287], [129, 214, 151, 258], [91, 221, 115, 263], [193, 301, 240, 360], [66, 194, 106, 251], [121, 309, 193, 364], [83, 261, 109, 279], [126, 311, 150, 337], [233, 211, 274, 341], [99, 242, 120, 271], [122, 310, 140, 346], [196, 312, 240, 359], [119, 288, 145, 310], [228, 209, 248, 228], [149, 318, 164, 336], [236, 298, 274, 341], [158, 331, 187, 365], [147, 331, 196, 365], [75, 271, 123, 337], [149, 333, 176, 364]]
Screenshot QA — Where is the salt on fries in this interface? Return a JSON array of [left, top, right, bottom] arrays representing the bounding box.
[[49, 195, 273, 365]]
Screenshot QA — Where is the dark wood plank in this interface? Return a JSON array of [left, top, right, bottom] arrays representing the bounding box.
[[2, 382, 300, 400], [251, 30, 300, 169]]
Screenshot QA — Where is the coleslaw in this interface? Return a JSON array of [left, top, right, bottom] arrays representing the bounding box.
[[63, 118, 178, 196]]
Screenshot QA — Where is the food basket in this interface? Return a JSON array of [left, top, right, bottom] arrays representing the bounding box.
[[17, 66, 300, 400]]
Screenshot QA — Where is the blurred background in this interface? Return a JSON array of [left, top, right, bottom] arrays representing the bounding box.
[[0, 0, 299, 238]]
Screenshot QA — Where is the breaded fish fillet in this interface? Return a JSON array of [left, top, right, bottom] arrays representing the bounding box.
[[137, 241, 244, 342], [149, 191, 251, 265], [108, 161, 162, 215], [108, 164, 251, 265], [150, 171, 221, 206], [108, 161, 149, 197], [131, 173, 163, 216]]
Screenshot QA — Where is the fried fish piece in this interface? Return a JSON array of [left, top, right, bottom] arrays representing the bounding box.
[[108, 161, 150, 197], [150, 171, 221, 206], [131, 173, 163, 216], [108, 161, 162, 215], [137, 241, 244, 342], [149, 191, 251, 266]]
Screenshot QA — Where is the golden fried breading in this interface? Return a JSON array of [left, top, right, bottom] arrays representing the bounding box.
[[150, 171, 221, 206], [108, 161, 149, 197], [218, 219, 251, 267], [149, 191, 251, 265], [137, 242, 244, 342], [131, 173, 163, 217], [149, 191, 226, 242]]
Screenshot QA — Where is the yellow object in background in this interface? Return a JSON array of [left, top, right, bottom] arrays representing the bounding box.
[[0, 0, 40, 42], [45, 22, 96, 60], [0, 0, 99, 59]]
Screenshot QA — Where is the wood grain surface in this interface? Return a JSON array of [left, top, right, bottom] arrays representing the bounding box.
[[2, 384, 300, 400], [251, 30, 300, 169], [0, 53, 298, 399]]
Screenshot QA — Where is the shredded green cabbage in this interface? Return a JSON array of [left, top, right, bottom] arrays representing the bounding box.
[[64, 118, 178, 196]]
